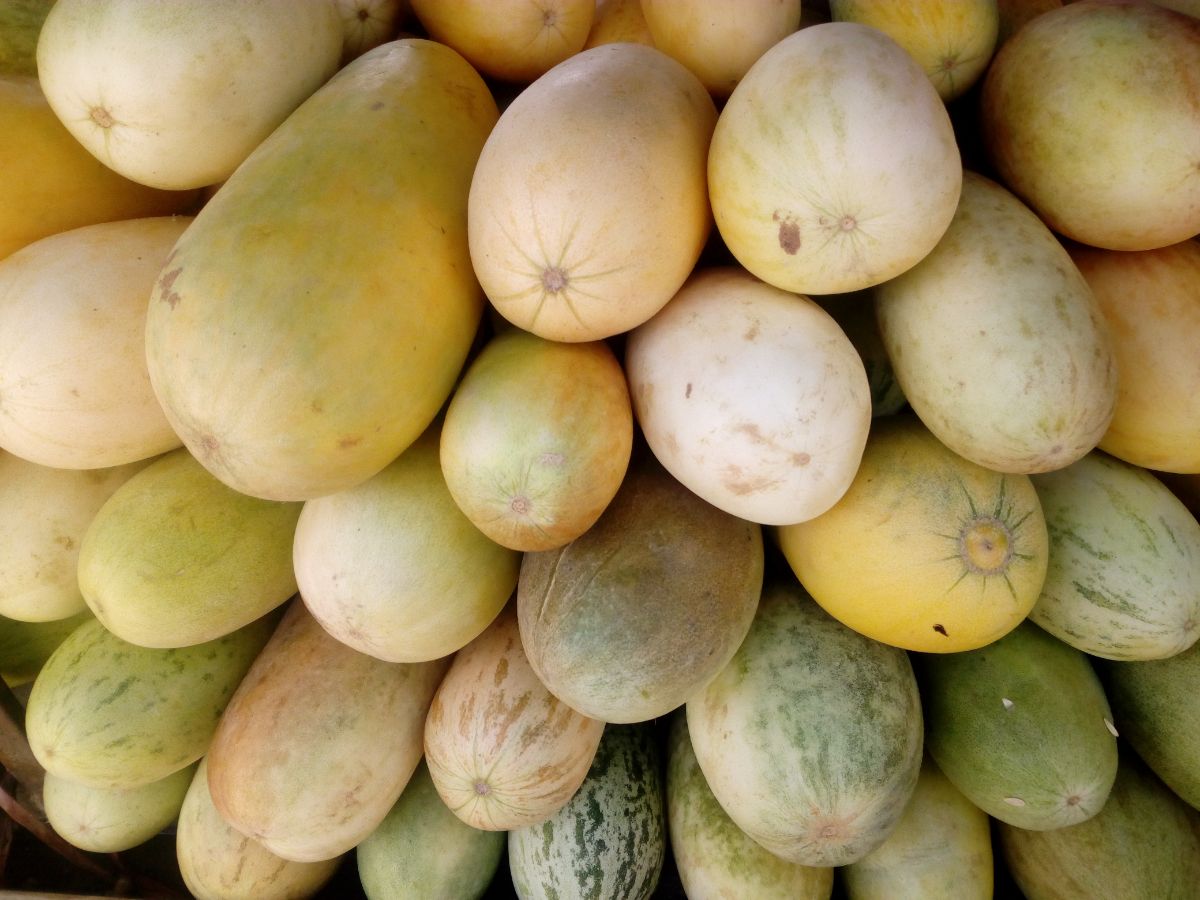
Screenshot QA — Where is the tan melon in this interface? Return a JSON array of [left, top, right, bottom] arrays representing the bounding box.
[[468, 42, 716, 342], [584, 0, 655, 48], [424, 604, 604, 831]]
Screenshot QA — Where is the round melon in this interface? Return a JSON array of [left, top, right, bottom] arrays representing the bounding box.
[[36, 0, 343, 190], [875, 170, 1117, 475], [517, 452, 763, 723], [778, 414, 1049, 653], [294, 425, 520, 663], [708, 21, 962, 295], [468, 42, 715, 342], [439, 328, 632, 552]]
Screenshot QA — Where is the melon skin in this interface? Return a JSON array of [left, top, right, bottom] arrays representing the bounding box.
[[916, 621, 1118, 830], [0, 609, 92, 686], [508, 724, 665, 900], [686, 579, 924, 868], [517, 452, 763, 724], [1029, 451, 1200, 660], [356, 761, 505, 900], [145, 39, 497, 501]]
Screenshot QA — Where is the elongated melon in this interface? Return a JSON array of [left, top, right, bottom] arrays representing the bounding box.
[[508, 724, 665, 900], [78, 448, 301, 648], [666, 712, 834, 900], [145, 39, 497, 501], [1029, 451, 1200, 660], [206, 601, 448, 863], [916, 621, 1118, 830], [687, 579, 924, 867], [25, 613, 278, 789], [424, 603, 604, 831], [356, 761, 505, 900]]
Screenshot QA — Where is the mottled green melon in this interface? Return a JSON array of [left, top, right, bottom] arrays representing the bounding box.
[[517, 452, 763, 723], [357, 760, 505, 900], [666, 712, 834, 900], [508, 724, 665, 900], [686, 578, 924, 867], [998, 751, 1200, 899], [916, 621, 1118, 830], [0, 608, 92, 686], [0, 0, 53, 76]]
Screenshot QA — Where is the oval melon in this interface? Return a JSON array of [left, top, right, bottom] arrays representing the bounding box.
[[875, 170, 1117, 474], [517, 452, 763, 723], [294, 425, 519, 663], [356, 760, 506, 900], [206, 601, 448, 863], [0, 609, 92, 686], [468, 42, 715, 342], [144, 39, 497, 501], [778, 414, 1049, 653], [177, 757, 341, 900], [916, 621, 1119, 830], [36, 0, 343, 190], [708, 21, 962, 295], [424, 603, 604, 831], [508, 723, 665, 900], [686, 578, 924, 867], [439, 328, 633, 552], [78, 448, 301, 648]]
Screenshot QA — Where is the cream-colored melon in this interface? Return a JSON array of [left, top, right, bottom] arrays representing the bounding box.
[[468, 42, 716, 342]]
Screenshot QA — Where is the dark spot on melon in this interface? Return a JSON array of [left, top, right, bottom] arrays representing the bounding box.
[[685, 383, 692, 399], [494, 657, 508, 687], [357, 5, 370, 20], [370, 101, 384, 111], [510, 496, 531, 515], [933, 624, 949, 636], [158, 267, 184, 309], [198, 434, 219, 457], [338, 435, 362, 449], [90, 105, 114, 128], [776, 216, 801, 255]]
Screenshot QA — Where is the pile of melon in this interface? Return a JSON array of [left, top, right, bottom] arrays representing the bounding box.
[[1, 0, 1199, 898]]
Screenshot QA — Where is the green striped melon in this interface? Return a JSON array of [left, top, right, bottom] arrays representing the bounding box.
[[1028, 450, 1200, 660], [998, 751, 1200, 899], [842, 755, 993, 899], [25, 612, 277, 789], [508, 723, 665, 900], [917, 621, 1118, 830], [78, 447, 302, 648], [686, 578, 924, 867], [356, 760, 505, 900], [44, 762, 195, 853], [1099, 639, 1200, 810], [666, 711, 834, 900], [0, 608, 92, 686]]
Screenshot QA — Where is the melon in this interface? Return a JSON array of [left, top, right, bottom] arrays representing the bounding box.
[[294, 425, 520, 663], [468, 42, 716, 342], [708, 21, 962, 295], [778, 414, 1049, 653], [816, 292, 907, 418], [77, 448, 302, 648], [0, 609, 92, 686], [517, 452, 763, 723], [439, 328, 633, 552], [356, 760, 506, 900], [0, 217, 187, 469], [144, 39, 497, 501], [687, 579, 924, 867], [424, 604, 604, 831], [36, 0, 343, 190], [205, 601, 448, 863], [1029, 451, 1200, 660], [625, 266, 872, 526], [875, 171, 1117, 475], [508, 724, 665, 900], [584, 0, 655, 48], [916, 621, 1119, 830], [0, 0, 53, 76], [331, 0, 408, 63]]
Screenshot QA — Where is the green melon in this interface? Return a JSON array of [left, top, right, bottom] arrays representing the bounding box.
[[508, 723, 665, 900], [0, 0, 53, 76], [666, 711, 834, 900], [686, 578, 924, 867], [1028, 450, 1200, 660], [25, 612, 277, 789], [998, 751, 1200, 899], [916, 621, 1118, 830], [78, 448, 302, 648], [0, 608, 92, 686], [356, 760, 505, 900]]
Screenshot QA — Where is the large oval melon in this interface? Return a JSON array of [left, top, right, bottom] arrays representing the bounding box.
[[468, 42, 715, 342], [686, 578, 924, 867], [144, 39, 497, 501], [517, 452, 763, 723], [424, 603, 604, 831], [916, 621, 1118, 830]]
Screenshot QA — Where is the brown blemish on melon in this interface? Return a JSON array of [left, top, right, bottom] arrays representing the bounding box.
[[960, 515, 1013, 576], [685, 383, 692, 399], [510, 496, 532, 515], [542, 267, 569, 293], [933, 623, 948, 636], [158, 268, 184, 309], [338, 435, 362, 449], [493, 657, 508, 687], [89, 105, 114, 128], [773, 211, 801, 255], [198, 434, 220, 457]]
